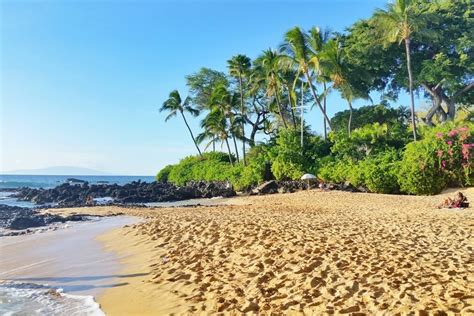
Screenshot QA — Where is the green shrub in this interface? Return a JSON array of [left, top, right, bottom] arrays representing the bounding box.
[[358, 150, 400, 193], [166, 152, 235, 186], [156, 164, 173, 182], [318, 150, 400, 193], [398, 141, 447, 195], [233, 145, 271, 190], [330, 123, 410, 160], [317, 158, 354, 184], [270, 128, 328, 180]]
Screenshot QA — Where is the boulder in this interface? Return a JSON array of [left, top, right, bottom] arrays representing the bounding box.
[[253, 180, 279, 195]]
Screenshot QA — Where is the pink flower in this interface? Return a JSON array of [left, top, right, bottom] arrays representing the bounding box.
[[462, 144, 471, 160], [447, 141, 453, 146], [448, 130, 458, 137], [458, 127, 468, 132], [436, 132, 444, 139], [441, 160, 447, 169]]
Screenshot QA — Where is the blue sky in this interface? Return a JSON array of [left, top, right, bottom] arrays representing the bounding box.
[[1, 0, 422, 175]]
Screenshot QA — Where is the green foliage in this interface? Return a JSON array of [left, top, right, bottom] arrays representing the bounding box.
[[233, 145, 272, 190], [398, 140, 448, 195], [357, 150, 401, 194], [317, 150, 400, 194], [317, 158, 354, 184], [330, 103, 409, 132], [156, 165, 173, 182], [269, 128, 329, 180], [398, 122, 473, 195], [330, 122, 410, 160], [166, 152, 234, 186]]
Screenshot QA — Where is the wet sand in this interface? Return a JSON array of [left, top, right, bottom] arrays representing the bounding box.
[[0, 216, 140, 297], [46, 188, 474, 314]]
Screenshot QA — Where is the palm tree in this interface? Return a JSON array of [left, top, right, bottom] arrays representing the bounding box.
[[160, 90, 202, 157], [321, 39, 368, 136], [228, 54, 251, 165], [197, 110, 234, 166], [208, 84, 241, 163], [254, 49, 289, 128], [374, 0, 418, 141], [280, 26, 332, 130], [308, 27, 332, 140]]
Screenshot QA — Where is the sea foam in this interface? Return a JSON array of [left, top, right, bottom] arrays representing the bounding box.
[[0, 281, 105, 316]]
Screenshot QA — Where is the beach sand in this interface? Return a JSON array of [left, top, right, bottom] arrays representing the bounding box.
[[46, 188, 474, 315]]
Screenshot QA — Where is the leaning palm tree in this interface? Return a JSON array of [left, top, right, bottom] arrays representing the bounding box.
[[160, 90, 202, 157], [374, 0, 418, 141], [280, 26, 332, 130], [228, 54, 251, 165]]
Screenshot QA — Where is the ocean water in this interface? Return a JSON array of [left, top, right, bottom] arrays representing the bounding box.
[[0, 174, 155, 189], [0, 281, 104, 316]]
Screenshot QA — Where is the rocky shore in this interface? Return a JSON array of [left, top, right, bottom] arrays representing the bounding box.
[[0, 204, 89, 231], [12, 180, 236, 207]]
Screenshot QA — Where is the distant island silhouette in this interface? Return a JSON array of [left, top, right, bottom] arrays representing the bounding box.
[[2, 166, 112, 176]]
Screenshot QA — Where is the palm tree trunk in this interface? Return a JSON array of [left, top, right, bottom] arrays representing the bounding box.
[[238, 75, 247, 165], [213, 138, 216, 151], [232, 135, 240, 163], [300, 80, 304, 149], [180, 111, 202, 157], [323, 82, 328, 141], [275, 93, 288, 128], [285, 84, 297, 128], [404, 38, 417, 142], [348, 100, 353, 137], [224, 138, 234, 166], [304, 70, 332, 130]]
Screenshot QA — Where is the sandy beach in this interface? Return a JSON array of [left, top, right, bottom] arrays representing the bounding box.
[[43, 188, 474, 315]]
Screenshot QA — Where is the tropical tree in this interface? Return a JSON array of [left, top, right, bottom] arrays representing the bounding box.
[[196, 109, 234, 165], [321, 38, 370, 136], [254, 49, 289, 128], [280, 26, 333, 130], [160, 90, 202, 157], [307, 27, 332, 140], [228, 54, 251, 165], [208, 84, 242, 162], [373, 0, 420, 141]]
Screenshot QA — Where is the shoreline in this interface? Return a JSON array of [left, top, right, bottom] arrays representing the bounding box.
[[89, 188, 474, 314], [0, 216, 139, 314]]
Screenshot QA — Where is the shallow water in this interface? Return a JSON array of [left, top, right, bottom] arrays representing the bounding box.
[[0, 216, 139, 315]]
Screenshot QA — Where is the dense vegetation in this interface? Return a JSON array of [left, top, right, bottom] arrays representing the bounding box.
[[158, 0, 473, 195]]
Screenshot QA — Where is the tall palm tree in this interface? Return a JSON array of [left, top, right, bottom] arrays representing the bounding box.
[[374, 0, 418, 141], [209, 84, 241, 163], [228, 54, 251, 165], [321, 39, 368, 136], [308, 27, 332, 140], [254, 49, 289, 128], [160, 90, 202, 157], [280, 26, 332, 130]]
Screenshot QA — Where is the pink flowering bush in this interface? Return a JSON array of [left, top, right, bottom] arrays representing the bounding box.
[[434, 126, 473, 186], [398, 123, 473, 195]]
